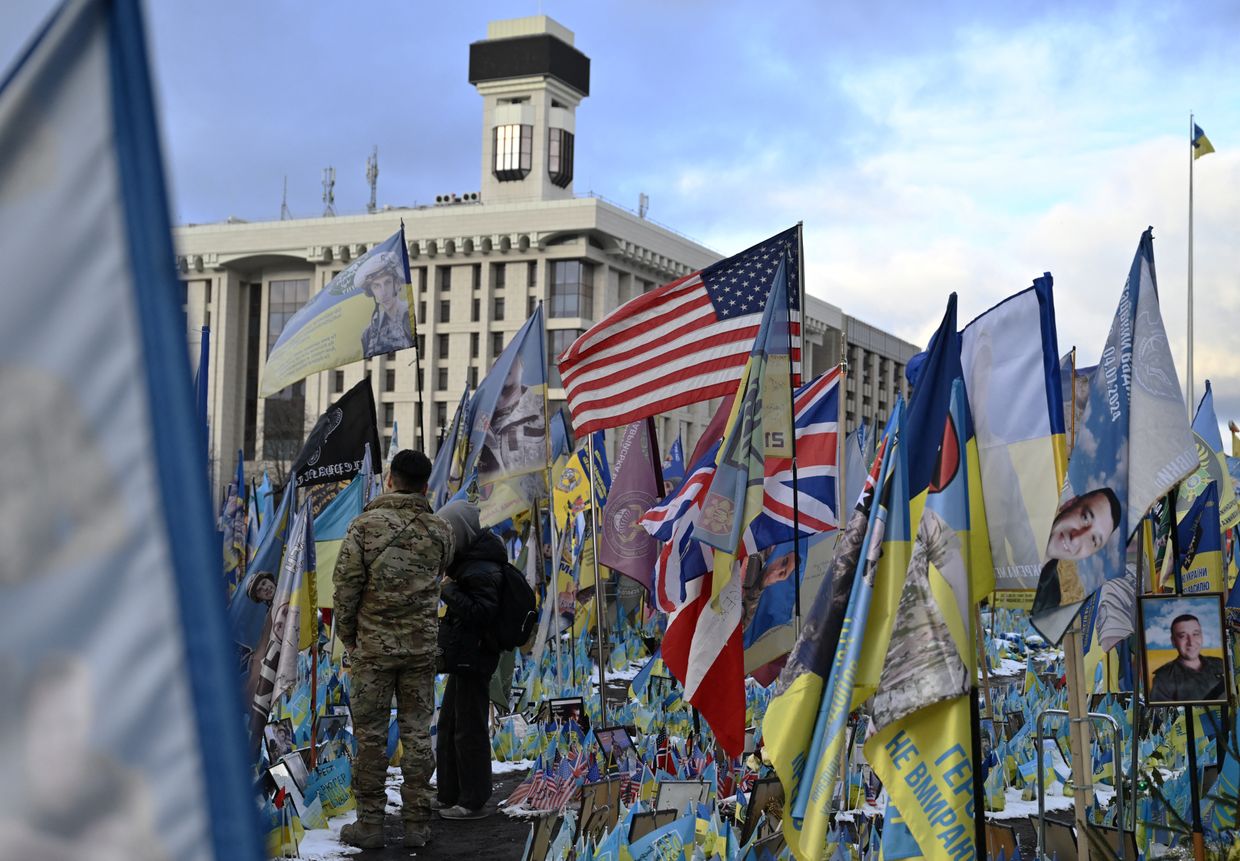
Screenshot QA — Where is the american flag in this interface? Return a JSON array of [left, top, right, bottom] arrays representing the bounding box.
[[559, 226, 802, 436], [525, 760, 559, 811], [547, 749, 593, 811]]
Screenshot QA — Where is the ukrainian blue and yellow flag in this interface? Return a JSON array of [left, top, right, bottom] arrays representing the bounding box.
[[865, 376, 988, 861], [1178, 482, 1224, 593], [960, 274, 1065, 608], [694, 255, 795, 604], [765, 405, 901, 860], [230, 485, 295, 651], [429, 385, 470, 509], [312, 468, 366, 608], [1193, 123, 1215, 159], [260, 227, 415, 396]]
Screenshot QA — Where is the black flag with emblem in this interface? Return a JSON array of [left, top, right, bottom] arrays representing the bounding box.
[[291, 378, 382, 488]]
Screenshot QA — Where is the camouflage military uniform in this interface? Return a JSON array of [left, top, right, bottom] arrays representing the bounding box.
[[334, 491, 452, 836]]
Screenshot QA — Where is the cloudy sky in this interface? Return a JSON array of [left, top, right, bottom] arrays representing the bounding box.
[[5, 1, 1240, 427]]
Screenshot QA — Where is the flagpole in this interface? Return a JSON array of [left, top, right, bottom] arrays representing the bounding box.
[[788, 225, 808, 635], [539, 301, 565, 692], [1188, 113, 1195, 413], [587, 431, 608, 727], [402, 222, 426, 452]]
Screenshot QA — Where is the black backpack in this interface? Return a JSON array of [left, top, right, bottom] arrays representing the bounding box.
[[492, 561, 538, 650]]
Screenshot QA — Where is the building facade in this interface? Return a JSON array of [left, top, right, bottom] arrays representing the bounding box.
[[175, 16, 917, 494]]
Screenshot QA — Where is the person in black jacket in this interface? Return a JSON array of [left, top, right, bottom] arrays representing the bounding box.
[[434, 500, 503, 820]]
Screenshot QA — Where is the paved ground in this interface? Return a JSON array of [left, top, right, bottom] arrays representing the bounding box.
[[343, 769, 533, 860]]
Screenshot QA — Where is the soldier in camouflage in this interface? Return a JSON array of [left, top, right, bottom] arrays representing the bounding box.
[[333, 450, 452, 850]]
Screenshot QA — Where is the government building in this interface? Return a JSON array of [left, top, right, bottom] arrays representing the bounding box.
[[173, 16, 918, 495]]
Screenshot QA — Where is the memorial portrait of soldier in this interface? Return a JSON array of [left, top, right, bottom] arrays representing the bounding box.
[[357, 250, 413, 357], [1141, 593, 1229, 705]]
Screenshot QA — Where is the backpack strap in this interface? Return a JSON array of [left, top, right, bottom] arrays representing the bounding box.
[[361, 511, 427, 578]]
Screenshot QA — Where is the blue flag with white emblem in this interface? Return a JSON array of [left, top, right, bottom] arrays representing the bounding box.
[[0, 1, 260, 857]]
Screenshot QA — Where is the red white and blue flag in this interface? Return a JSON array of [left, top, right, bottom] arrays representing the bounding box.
[[642, 369, 842, 614], [559, 227, 802, 435], [740, 366, 841, 557]]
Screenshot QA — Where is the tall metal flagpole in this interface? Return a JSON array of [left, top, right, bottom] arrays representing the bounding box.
[[402, 221, 426, 451], [788, 223, 806, 636], [1188, 113, 1195, 413], [538, 301, 564, 678], [586, 431, 608, 726]]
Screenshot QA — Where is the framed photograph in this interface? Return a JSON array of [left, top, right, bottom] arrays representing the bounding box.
[[595, 726, 636, 764], [279, 750, 310, 794], [522, 813, 562, 861], [740, 776, 785, 846], [267, 761, 305, 815], [545, 696, 587, 727], [510, 686, 526, 712], [654, 779, 710, 813], [628, 809, 678, 844], [1138, 592, 1228, 706], [316, 712, 348, 743], [264, 717, 295, 764]]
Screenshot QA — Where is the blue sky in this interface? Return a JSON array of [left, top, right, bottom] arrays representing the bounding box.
[[5, 0, 1240, 428], [1143, 595, 1223, 651]]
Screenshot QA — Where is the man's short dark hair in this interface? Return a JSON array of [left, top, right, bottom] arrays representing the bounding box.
[[1171, 613, 1201, 630], [1082, 487, 1122, 532], [389, 449, 432, 491]]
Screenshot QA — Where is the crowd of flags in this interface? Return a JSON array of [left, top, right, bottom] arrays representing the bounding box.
[[6, 9, 1235, 855], [209, 203, 1240, 860]]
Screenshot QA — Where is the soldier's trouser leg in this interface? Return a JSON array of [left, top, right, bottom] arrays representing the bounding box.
[[394, 657, 436, 828], [349, 657, 396, 825]]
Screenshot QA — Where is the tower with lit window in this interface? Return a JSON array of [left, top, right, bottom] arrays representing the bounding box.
[[469, 16, 588, 204]]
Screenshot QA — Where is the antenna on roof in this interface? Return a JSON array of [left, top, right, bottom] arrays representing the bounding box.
[[638, 193, 649, 219], [322, 167, 336, 217], [280, 176, 292, 220], [366, 146, 379, 215]]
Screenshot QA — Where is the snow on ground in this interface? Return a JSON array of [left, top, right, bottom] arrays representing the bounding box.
[[297, 811, 362, 861], [838, 785, 1092, 827], [988, 787, 1074, 821], [988, 657, 1026, 678], [494, 758, 534, 774], [590, 660, 646, 684]]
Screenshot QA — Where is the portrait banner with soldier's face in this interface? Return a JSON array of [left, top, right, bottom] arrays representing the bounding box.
[[259, 228, 414, 397], [1031, 230, 1197, 644]]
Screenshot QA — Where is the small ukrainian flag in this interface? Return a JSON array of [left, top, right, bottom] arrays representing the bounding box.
[[1193, 123, 1215, 159]]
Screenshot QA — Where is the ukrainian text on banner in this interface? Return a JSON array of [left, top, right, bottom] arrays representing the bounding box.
[[866, 380, 981, 861], [869, 700, 976, 861], [0, 1, 261, 856], [961, 275, 1066, 604], [260, 228, 414, 397], [765, 407, 902, 861], [1032, 230, 1197, 644]]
